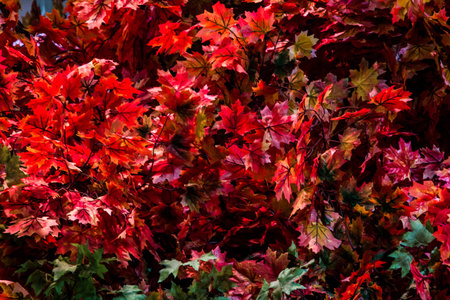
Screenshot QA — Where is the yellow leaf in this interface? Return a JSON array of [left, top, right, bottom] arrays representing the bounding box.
[[290, 186, 313, 217], [288, 31, 318, 59], [349, 58, 379, 101], [339, 128, 361, 160]]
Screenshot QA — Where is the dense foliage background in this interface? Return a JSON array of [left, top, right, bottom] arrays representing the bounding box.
[[0, 0, 450, 299]]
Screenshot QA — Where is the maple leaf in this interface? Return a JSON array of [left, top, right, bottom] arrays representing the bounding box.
[[288, 31, 318, 59], [434, 224, 450, 262], [287, 67, 308, 101], [158, 259, 183, 282], [384, 139, 420, 182], [340, 272, 371, 300], [242, 142, 270, 172], [369, 86, 412, 112], [217, 100, 257, 135], [100, 77, 140, 99], [417, 145, 444, 179], [389, 246, 413, 277], [290, 185, 313, 217], [399, 43, 435, 62], [222, 145, 247, 181], [241, 7, 275, 43], [253, 80, 279, 107], [210, 40, 247, 73], [113, 285, 146, 300], [148, 21, 193, 55], [61, 66, 83, 101], [4, 216, 60, 239], [196, 2, 238, 43], [401, 219, 435, 248], [67, 196, 101, 226], [391, 0, 425, 24], [410, 263, 432, 300], [52, 259, 77, 281], [0, 146, 27, 187], [115, 100, 147, 127], [177, 52, 212, 78], [317, 148, 346, 183], [261, 267, 307, 299], [298, 221, 341, 253], [152, 156, 183, 184], [349, 58, 380, 101], [331, 108, 371, 121], [339, 127, 361, 160], [273, 151, 297, 201], [258, 101, 295, 151], [76, 0, 112, 29], [29, 73, 65, 109], [0, 70, 17, 111]]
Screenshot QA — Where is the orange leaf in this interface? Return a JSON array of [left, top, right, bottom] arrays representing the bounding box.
[[196, 2, 238, 42]]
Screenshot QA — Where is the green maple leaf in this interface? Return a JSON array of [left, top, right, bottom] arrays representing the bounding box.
[[256, 280, 270, 300], [211, 265, 234, 293], [160, 252, 217, 282], [53, 259, 77, 281], [26, 269, 47, 296], [170, 282, 187, 300], [185, 252, 217, 271], [350, 58, 379, 101], [0, 145, 27, 186], [158, 259, 183, 282], [73, 277, 99, 300], [113, 285, 146, 300], [276, 267, 307, 296], [389, 247, 413, 277], [258, 267, 307, 300], [401, 219, 435, 248]]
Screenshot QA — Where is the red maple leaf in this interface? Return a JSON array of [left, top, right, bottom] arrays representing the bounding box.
[[210, 39, 247, 74], [369, 86, 412, 112], [273, 150, 297, 201], [61, 66, 83, 101], [434, 224, 450, 263], [67, 196, 101, 226], [331, 108, 371, 121], [384, 139, 420, 182], [417, 145, 444, 179], [148, 21, 193, 55], [410, 263, 432, 300], [217, 100, 257, 135], [152, 156, 183, 184], [297, 220, 342, 253], [115, 100, 148, 127], [257, 101, 295, 151], [100, 77, 141, 99], [4, 216, 60, 240], [240, 6, 275, 43]]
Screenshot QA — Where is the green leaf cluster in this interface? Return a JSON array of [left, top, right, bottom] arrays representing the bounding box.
[[169, 265, 234, 300], [389, 219, 436, 277], [158, 252, 217, 282], [256, 266, 307, 300], [17, 243, 124, 300]]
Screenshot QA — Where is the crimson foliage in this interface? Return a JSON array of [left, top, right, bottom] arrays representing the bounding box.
[[0, 0, 450, 299]]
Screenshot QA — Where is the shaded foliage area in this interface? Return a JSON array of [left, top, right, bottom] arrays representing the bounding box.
[[0, 0, 450, 299]]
